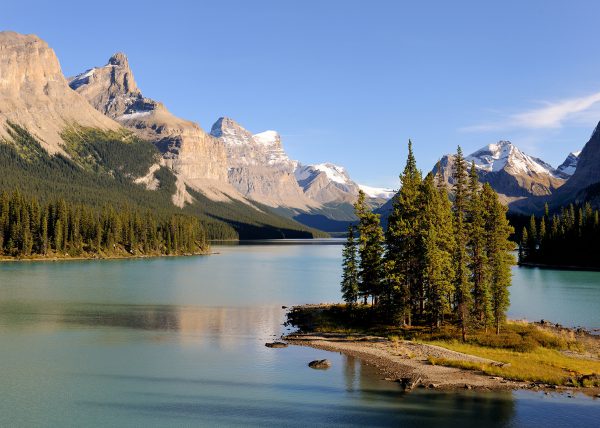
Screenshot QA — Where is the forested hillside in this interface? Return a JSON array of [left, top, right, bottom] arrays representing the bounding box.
[[0, 122, 326, 241], [519, 203, 600, 268]]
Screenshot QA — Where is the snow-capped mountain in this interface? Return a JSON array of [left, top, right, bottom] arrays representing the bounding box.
[[295, 163, 358, 204], [434, 141, 568, 201], [210, 117, 314, 209], [556, 151, 581, 177], [466, 141, 566, 179]]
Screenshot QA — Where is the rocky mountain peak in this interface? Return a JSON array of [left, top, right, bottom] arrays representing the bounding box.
[[108, 52, 129, 67], [557, 151, 581, 177], [0, 31, 119, 153]]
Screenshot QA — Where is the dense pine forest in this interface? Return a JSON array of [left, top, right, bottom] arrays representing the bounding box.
[[0, 190, 207, 258], [341, 143, 515, 337], [519, 203, 600, 268], [0, 122, 324, 241]]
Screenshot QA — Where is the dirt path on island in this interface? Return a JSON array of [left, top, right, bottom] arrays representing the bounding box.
[[285, 333, 527, 390]]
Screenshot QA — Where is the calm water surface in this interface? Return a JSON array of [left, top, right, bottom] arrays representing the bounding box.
[[0, 241, 598, 427]]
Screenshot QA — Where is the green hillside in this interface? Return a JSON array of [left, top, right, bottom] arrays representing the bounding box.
[[0, 123, 326, 240]]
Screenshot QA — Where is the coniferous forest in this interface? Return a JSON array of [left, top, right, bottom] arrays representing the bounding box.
[[341, 142, 515, 337], [0, 190, 208, 258], [519, 203, 600, 268]]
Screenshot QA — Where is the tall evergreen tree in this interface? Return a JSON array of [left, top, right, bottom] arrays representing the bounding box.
[[354, 190, 385, 305], [452, 146, 472, 341], [467, 163, 490, 328], [385, 140, 423, 324], [341, 225, 359, 305], [482, 184, 515, 334]]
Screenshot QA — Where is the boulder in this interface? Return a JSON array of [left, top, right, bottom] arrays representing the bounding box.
[[308, 359, 331, 369]]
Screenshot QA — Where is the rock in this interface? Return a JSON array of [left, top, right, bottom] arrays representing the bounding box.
[[464, 384, 472, 390], [308, 359, 331, 369], [428, 383, 438, 389], [265, 342, 288, 348]]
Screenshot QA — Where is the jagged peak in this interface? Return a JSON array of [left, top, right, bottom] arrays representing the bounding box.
[[108, 52, 129, 67]]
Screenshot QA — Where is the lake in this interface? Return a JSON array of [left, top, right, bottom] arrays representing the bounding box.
[[0, 241, 598, 427]]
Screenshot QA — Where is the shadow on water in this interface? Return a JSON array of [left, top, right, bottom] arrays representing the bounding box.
[[77, 364, 517, 428]]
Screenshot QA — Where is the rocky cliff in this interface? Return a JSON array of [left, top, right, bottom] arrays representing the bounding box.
[[0, 31, 119, 154], [69, 53, 235, 203]]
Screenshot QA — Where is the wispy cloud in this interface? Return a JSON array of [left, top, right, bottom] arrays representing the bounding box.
[[461, 91, 600, 132]]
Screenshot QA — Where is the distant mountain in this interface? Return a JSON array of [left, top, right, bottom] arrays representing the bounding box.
[[435, 141, 567, 204], [556, 151, 580, 177], [210, 117, 391, 231], [547, 123, 600, 208], [210, 117, 315, 210]]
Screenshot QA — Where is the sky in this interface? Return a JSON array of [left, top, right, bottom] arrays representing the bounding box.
[[2, 0, 600, 189]]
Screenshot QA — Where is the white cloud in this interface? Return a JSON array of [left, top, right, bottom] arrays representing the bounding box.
[[461, 91, 600, 132]]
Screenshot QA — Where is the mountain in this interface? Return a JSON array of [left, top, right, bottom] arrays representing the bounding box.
[[435, 141, 567, 204], [0, 32, 119, 154], [548, 123, 600, 208], [209, 117, 393, 230], [556, 151, 580, 177], [294, 163, 359, 204], [0, 31, 324, 240], [210, 117, 316, 210], [69, 53, 241, 206]]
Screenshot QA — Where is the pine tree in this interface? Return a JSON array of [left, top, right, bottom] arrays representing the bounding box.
[[385, 140, 422, 324], [452, 146, 472, 341], [421, 173, 455, 328], [341, 225, 359, 305], [467, 163, 490, 328], [482, 184, 514, 334], [354, 190, 385, 305]]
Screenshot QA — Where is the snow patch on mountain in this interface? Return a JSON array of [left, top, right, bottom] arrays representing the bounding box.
[[253, 130, 279, 146], [310, 163, 351, 184], [358, 184, 395, 199]]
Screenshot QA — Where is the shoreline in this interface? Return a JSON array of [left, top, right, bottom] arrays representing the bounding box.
[[284, 332, 600, 395], [0, 251, 213, 264], [518, 261, 600, 272], [283, 305, 600, 395]]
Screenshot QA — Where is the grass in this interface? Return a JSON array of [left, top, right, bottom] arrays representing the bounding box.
[[427, 342, 599, 386]]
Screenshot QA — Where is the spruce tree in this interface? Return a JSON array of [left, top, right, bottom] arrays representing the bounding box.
[[341, 225, 359, 305], [467, 162, 490, 328], [482, 184, 514, 334], [421, 173, 455, 328], [354, 190, 385, 305], [385, 140, 422, 324], [451, 146, 471, 341]]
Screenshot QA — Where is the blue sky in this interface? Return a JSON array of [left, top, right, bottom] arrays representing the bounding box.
[[3, 0, 600, 189]]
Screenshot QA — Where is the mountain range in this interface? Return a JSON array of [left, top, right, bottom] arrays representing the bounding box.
[[68, 47, 392, 231], [2, 31, 599, 237]]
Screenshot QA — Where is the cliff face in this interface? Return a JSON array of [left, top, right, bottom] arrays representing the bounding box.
[[0, 31, 119, 153], [210, 117, 319, 209], [69, 53, 230, 189]]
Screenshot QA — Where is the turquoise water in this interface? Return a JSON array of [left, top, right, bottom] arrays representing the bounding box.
[[0, 242, 598, 426]]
